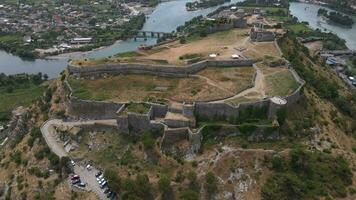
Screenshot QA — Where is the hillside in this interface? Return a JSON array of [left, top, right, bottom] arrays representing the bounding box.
[[0, 2, 355, 200]]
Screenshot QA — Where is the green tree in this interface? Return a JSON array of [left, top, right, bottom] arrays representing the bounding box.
[[158, 175, 174, 200], [179, 189, 199, 200], [205, 172, 218, 198], [104, 169, 121, 193]]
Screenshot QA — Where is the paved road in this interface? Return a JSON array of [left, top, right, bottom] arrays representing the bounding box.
[[41, 119, 113, 200]]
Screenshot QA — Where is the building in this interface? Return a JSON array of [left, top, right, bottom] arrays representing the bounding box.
[[250, 27, 275, 42], [70, 37, 92, 44]]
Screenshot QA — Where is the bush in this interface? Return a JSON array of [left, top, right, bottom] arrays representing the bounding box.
[[121, 174, 153, 200], [158, 175, 173, 200], [179, 189, 199, 200], [104, 169, 121, 193], [205, 172, 218, 198], [11, 151, 22, 165]]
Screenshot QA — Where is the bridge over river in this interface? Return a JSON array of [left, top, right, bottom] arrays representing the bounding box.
[[133, 30, 174, 40]]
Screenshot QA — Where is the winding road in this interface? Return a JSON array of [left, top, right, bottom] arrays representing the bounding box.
[[41, 119, 116, 200]]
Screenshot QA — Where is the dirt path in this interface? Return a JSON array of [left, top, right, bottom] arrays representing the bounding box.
[[190, 74, 235, 96], [41, 119, 116, 200]]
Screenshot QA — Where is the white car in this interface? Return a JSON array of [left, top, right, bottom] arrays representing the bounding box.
[[86, 164, 92, 170], [98, 178, 105, 185]]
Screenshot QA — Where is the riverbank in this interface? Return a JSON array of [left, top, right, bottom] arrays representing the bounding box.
[[0, 0, 244, 78], [289, 2, 356, 50], [46, 40, 124, 59]]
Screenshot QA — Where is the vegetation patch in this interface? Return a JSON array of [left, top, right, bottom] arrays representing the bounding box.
[[262, 149, 353, 200], [125, 103, 150, 114], [0, 73, 46, 124], [68, 73, 233, 103], [265, 70, 300, 97]]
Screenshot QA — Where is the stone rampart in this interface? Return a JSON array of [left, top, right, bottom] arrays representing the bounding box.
[[67, 59, 256, 78], [284, 67, 305, 107], [67, 97, 123, 120], [148, 103, 168, 119], [127, 113, 151, 135], [161, 127, 189, 147], [195, 102, 239, 120]]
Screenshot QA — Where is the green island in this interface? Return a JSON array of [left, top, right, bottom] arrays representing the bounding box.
[[318, 8, 354, 26]]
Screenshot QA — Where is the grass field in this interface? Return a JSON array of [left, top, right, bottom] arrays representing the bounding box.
[[243, 42, 281, 60], [197, 66, 255, 93], [265, 70, 300, 96], [69, 73, 231, 103], [285, 23, 312, 34]]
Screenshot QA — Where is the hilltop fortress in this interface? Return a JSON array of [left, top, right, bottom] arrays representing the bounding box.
[[62, 26, 305, 158]]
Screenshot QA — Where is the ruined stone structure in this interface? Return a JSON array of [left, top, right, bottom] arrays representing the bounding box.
[[250, 27, 275, 42]]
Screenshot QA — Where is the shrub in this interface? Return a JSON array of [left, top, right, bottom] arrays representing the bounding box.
[[205, 172, 218, 198], [179, 189, 199, 200], [104, 169, 121, 193]]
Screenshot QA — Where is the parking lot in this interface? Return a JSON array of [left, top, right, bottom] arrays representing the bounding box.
[[69, 163, 116, 199]]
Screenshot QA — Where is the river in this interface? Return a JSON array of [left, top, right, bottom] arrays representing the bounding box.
[[0, 0, 242, 78], [289, 2, 356, 50]]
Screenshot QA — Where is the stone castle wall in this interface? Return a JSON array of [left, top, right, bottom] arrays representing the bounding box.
[[68, 59, 256, 78], [147, 103, 168, 119], [67, 97, 123, 120], [284, 67, 305, 107]]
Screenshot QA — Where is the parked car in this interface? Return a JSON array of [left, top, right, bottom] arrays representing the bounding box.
[[104, 188, 110, 194], [110, 192, 117, 200], [86, 164, 92, 171], [71, 160, 75, 166], [77, 182, 86, 187], [107, 191, 113, 198], [72, 179, 81, 185], [100, 181, 107, 189], [95, 171, 102, 177], [70, 175, 80, 180], [98, 174, 104, 179]]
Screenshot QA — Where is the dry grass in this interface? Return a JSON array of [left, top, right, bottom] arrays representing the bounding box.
[[243, 42, 280, 60], [69, 74, 232, 103], [265, 70, 300, 97], [226, 96, 259, 106], [72, 29, 250, 66], [144, 29, 249, 65], [197, 66, 255, 93]]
